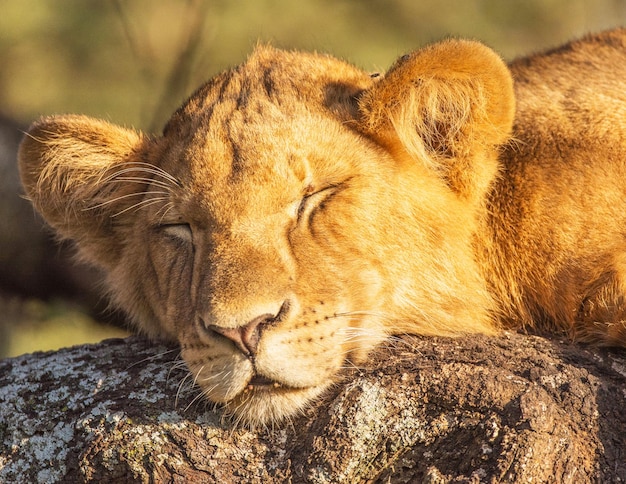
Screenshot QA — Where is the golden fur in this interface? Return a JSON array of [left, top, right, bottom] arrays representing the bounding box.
[[18, 29, 626, 427]]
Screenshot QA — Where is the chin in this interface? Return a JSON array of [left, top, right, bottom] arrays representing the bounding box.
[[222, 383, 331, 430]]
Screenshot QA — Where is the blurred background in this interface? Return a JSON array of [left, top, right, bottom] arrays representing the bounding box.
[[1, 0, 625, 357]]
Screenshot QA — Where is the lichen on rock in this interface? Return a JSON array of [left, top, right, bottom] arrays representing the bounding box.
[[1, 333, 625, 482]]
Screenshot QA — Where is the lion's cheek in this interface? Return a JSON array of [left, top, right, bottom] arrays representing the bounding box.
[[255, 330, 346, 388]]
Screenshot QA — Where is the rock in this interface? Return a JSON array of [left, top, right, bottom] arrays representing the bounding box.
[[0, 332, 625, 482]]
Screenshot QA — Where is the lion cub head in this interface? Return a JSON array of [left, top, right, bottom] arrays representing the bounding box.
[[19, 40, 514, 427]]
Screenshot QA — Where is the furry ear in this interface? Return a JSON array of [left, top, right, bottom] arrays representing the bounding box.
[[18, 115, 152, 269], [358, 39, 515, 203]]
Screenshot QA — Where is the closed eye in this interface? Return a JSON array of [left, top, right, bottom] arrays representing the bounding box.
[[160, 223, 192, 243], [296, 186, 339, 224]]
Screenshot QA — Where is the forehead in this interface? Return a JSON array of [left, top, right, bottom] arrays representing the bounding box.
[[158, 46, 373, 211], [188, 95, 316, 185], [160, 46, 373, 188]]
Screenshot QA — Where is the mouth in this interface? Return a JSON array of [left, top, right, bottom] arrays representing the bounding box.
[[225, 376, 329, 428], [244, 374, 284, 392]]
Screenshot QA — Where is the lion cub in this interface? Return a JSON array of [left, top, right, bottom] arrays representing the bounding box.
[[18, 29, 626, 427]]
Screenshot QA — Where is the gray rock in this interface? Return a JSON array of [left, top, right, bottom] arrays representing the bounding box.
[[1, 332, 625, 482]]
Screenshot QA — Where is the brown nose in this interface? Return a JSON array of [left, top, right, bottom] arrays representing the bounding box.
[[205, 313, 274, 357]]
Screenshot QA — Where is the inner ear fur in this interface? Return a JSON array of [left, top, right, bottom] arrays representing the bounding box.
[[358, 39, 515, 202], [18, 114, 151, 269]]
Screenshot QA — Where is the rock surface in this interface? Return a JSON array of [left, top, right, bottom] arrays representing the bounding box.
[[1, 332, 625, 483]]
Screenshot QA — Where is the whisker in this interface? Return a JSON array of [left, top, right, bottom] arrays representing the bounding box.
[[166, 360, 189, 383], [185, 387, 211, 412], [177, 365, 224, 412], [191, 365, 206, 387], [200, 370, 231, 383], [226, 391, 256, 428], [156, 202, 176, 222], [339, 359, 367, 373], [175, 371, 194, 408], [99, 162, 181, 187], [332, 310, 392, 321], [111, 197, 169, 217], [85, 190, 169, 210], [188, 374, 233, 414], [339, 326, 425, 355], [129, 162, 181, 186], [124, 348, 181, 370], [106, 176, 178, 192]]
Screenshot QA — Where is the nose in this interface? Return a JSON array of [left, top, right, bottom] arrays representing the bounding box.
[[206, 313, 274, 357]]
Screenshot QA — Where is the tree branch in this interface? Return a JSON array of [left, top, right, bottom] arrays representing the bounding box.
[[1, 333, 625, 482]]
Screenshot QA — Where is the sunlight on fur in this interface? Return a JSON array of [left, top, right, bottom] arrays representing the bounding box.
[[18, 29, 626, 427]]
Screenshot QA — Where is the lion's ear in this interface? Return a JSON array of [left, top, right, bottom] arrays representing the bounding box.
[[358, 39, 515, 202], [18, 115, 151, 269]]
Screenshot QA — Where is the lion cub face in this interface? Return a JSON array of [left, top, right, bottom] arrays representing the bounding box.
[[149, 86, 405, 423], [19, 42, 514, 427]]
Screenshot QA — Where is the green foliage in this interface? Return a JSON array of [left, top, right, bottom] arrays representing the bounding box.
[[1, 0, 624, 131], [0, 297, 128, 358]]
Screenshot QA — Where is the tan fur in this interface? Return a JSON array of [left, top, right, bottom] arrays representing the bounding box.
[[18, 29, 626, 427]]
